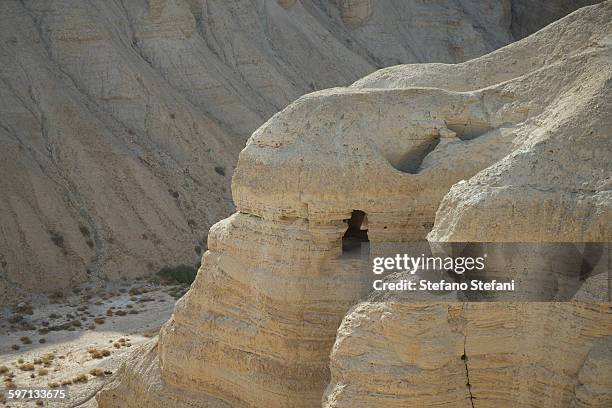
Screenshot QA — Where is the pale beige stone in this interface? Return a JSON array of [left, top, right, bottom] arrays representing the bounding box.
[[3, 0, 562, 301], [95, 2, 612, 407], [325, 302, 612, 408], [324, 2, 612, 406]]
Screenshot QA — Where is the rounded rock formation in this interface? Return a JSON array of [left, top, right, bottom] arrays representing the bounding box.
[[97, 2, 612, 407]]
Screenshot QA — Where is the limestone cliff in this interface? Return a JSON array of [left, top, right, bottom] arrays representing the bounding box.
[[97, 2, 612, 407], [325, 2, 612, 405], [2, 0, 583, 300], [326, 302, 612, 408]]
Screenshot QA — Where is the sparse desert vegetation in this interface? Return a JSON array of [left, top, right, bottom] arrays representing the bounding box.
[[1, 278, 180, 406], [89, 368, 105, 377], [1, 1, 608, 407], [156, 264, 198, 285]]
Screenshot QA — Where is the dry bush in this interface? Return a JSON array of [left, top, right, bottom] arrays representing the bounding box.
[[19, 363, 35, 371], [89, 368, 105, 377], [88, 348, 110, 359], [41, 354, 55, 365], [72, 374, 88, 383]]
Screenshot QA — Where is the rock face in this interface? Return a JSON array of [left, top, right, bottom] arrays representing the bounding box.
[[0, 0, 596, 299], [1, 0, 586, 300], [510, 0, 603, 39], [324, 2, 612, 406], [331, 0, 373, 26], [97, 2, 612, 408], [326, 302, 612, 408]]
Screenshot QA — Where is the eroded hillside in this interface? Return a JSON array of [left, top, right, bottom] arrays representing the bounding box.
[[0, 0, 599, 300]]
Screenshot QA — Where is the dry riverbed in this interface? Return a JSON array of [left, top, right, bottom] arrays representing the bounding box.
[[0, 280, 189, 407]]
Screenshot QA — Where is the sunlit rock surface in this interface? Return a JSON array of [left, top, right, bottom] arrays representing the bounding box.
[[97, 2, 611, 407]]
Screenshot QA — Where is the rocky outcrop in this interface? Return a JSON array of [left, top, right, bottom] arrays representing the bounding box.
[[331, 0, 372, 26], [326, 302, 612, 408], [3, 0, 586, 300], [97, 2, 611, 407], [324, 2, 612, 406]]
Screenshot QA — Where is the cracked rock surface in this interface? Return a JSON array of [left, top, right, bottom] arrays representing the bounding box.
[[325, 302, 612, 408], [96, 3, 611, 407]]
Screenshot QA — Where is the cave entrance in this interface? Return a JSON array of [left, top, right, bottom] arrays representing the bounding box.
[[342, 210, 369, 253]]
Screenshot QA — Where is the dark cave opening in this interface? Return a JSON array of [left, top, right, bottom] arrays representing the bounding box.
[[342, 210, 369, 252]]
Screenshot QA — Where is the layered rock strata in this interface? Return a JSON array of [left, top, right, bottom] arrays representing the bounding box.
[[98, 2, 611, 407], [3, 0, 583, 299], [326, 302, 612, 408], [324, 2, 612, 406]]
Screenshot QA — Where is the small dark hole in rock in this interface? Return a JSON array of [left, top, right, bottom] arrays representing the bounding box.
[[342, 210, 369, 253]]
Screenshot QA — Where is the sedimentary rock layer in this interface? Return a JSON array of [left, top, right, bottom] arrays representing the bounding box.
[[325, 302, 612, 408], [324, 2, 612, 405], [98, 2, 611, 407], [2, 0, 579, 300]]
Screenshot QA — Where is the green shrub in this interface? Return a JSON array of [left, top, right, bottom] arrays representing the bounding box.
[[157, 265, 197, 284]]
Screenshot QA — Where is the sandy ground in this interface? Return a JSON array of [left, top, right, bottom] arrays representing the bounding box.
[[0, 280, 188, 407]]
